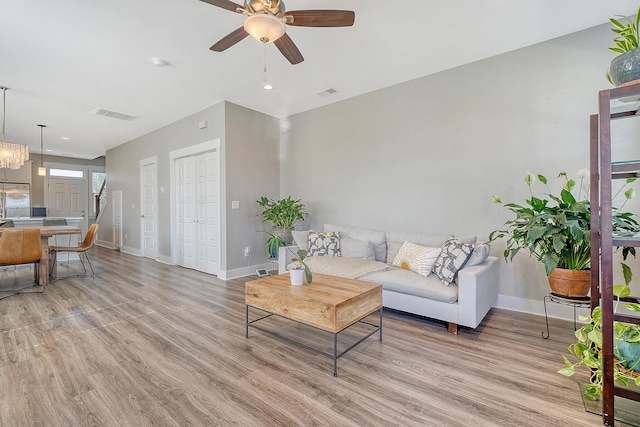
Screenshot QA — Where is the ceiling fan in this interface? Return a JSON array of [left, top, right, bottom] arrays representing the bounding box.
[[200, 0, 355, 65]]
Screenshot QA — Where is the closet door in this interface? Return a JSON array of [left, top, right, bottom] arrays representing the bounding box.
[[176, 151, 219, 275]]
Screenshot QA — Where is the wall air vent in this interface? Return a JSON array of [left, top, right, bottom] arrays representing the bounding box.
[[92, 108, 138, 121], [317, 88, 337, 97]]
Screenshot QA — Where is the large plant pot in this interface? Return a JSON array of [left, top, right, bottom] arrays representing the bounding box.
[[610, 48, 640, 87], [548, 268, 591, 297], [616, 334, 640, 373], [273, 226, 293, 245]]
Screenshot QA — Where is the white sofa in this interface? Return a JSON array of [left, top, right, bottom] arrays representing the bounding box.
[[278, 224, 499, 334]]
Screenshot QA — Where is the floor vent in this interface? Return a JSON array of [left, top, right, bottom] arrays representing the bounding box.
[[92, 108, 138, 121]]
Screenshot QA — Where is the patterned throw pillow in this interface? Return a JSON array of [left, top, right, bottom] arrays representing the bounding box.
[[307, 231, 341, 257], [433, 238, 474, 286], [392, 241, 441, 277]]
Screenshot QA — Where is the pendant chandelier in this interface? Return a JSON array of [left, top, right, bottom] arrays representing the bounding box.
[[0, 86, 29, 170], [38, 124, 46, 176]]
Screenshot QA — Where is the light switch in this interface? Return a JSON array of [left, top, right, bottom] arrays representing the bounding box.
[[231, 201, 239, 209]]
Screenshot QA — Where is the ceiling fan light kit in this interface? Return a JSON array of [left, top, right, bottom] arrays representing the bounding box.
[[202, 0, 355, 64], [244, 13, 285, 43]]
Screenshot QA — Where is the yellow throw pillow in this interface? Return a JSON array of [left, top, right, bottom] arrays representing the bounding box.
[[392, 240, 441, 277]]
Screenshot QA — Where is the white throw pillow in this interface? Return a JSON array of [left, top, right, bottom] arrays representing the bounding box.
[[340, 237, 375, 260], [392, 241, 441, 277], [291, 230, 309, 250], [465, 243, 490, 267]]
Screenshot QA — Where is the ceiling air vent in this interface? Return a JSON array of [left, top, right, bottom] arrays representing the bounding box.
[[317, 88, 337, 97], [92, 108, 138, 121]]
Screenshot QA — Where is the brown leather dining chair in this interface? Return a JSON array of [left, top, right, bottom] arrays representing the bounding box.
[[50, 223, 99, 279], [0, 228, 44, 299]]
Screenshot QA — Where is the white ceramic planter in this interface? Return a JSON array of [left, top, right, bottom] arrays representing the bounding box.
[[289, 268, 304, 286]]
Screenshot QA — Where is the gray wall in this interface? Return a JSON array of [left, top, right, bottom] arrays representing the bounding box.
[[104, 101, 279, 276], [280, 21, 640, 312], [105, 102, 226, 259]]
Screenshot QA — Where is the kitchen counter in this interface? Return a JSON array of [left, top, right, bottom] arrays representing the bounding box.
[[4, 217, 82, 227]]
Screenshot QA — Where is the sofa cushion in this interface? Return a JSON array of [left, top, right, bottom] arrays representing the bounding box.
[[392, 241, 441, 277], [308, 231, 341, 256], [433, 238, 474, 286], [324, 224, 387, 262], [386, 232, 477, 263], [340, 237, 375, 260], [465, 242, 490, 267], [291, 230, 309, 250], [363, 266, 459, 303]]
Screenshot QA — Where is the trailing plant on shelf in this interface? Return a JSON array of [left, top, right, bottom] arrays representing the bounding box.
[[489, 170, 639, 276], [558, 263, 640, 400]]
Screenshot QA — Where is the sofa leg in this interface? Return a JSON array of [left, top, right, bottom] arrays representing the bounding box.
[[447, 323, 458, 334]]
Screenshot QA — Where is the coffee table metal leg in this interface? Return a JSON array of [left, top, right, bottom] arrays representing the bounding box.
[[333, 333, 338, 377], [246, 305, 249, 338], [379, 307, 383, 342]]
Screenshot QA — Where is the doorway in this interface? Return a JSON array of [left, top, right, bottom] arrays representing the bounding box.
[[112, 190, 122, 250], [170, 140, 221, 275], [47, 177, 88, 235], [140, 157, 158, 260]]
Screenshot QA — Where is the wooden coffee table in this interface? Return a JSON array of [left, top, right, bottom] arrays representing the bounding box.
[[245, 273, 382, 376]]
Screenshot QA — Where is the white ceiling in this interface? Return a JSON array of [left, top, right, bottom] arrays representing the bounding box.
[[0, 0, 636, 160]]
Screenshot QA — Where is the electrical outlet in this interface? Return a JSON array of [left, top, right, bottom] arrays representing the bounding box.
[[244, 246, 250, 257]]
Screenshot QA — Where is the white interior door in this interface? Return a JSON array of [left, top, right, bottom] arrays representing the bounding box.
[[112, 190, 122, 250], [140, 159, 158, 259], [48, 177, 87, 235], [175, 150, 219, 275]]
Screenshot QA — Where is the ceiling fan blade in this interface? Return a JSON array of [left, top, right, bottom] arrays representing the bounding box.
[[210, 27, 249, 52], [274, 34, 304, 65], [199, 0, 244, 12], [284, 10, 355, 27]]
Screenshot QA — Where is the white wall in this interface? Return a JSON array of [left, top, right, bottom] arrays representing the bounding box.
[[280, 21, 640, 317]]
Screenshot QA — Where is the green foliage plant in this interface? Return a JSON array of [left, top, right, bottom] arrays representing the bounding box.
[[489, 171, 639, 276], [255, 196, 308, 227], [606, 6, 640, 84], [558, 263, 640, 399]]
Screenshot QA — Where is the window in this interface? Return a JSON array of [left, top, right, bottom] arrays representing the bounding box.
[[91, 171, 106, 218], [49, 168, 84, 178]]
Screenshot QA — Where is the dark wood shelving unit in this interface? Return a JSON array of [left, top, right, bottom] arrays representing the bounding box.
[[590, 82, 640, 426]]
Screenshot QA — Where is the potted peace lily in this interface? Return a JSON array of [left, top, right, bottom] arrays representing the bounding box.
[[262, 231, 312, 284], [287, 246, 312, 285], [607, 6, 640, 86], [559, 263, 640, 400], [489, 170, 639, 297]]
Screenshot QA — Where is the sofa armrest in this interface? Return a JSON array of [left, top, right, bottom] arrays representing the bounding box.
[[278, 245, 299, 274], [456, 256, 499, 328]]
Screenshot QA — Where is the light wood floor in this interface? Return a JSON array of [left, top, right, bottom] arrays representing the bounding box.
[[0, 246, 612, 426]]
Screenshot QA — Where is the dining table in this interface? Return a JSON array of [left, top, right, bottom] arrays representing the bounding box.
[[0, 225, 82, 286]]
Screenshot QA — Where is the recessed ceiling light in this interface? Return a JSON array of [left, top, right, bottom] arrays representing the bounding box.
[[263, 83, 274, 90], [45, 149, 53, 152], [152, 58, 169, 67], [60, 136, 71, 140]]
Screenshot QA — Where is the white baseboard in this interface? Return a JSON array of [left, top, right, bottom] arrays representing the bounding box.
[[219, 262, 271, 280], [495, 294, 591, 323], [157, 255, 172, 265], [120, 245, 141, 257]]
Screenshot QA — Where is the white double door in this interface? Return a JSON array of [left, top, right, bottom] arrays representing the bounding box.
[[176, 151, 219, 275]]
